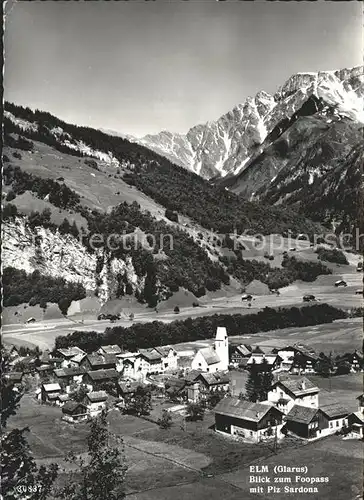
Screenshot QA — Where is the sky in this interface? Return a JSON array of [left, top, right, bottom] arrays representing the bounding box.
[[4, 0, 363, 137]]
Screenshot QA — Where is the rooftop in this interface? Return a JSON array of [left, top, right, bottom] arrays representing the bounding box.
[[286, 405, 319, 424], [86, 391, 108, 402], [86, 369, 119, 381], [198, 347, 220, 366], [99, 345, 122, 355], [214, 397, 277, 422], [273, 377, 319, 397], [42, 383, 61, 392], [139, 349, 163, 362], [62, 401, 87, 414], [320, 403, 349, 419]]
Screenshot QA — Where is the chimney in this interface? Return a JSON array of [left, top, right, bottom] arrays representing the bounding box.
[[256, 412, 260, 419], [301, 380, 306, 390]]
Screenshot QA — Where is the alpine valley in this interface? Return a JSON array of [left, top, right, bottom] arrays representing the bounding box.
[[2, 66, 363, 317]]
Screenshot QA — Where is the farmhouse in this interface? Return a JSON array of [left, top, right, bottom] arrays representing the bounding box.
[[284, 405, 323, 440], [267, 377, 319, 414], [195, 372, 229, 395], [214, 397, 284, 443], [164, 377, 187, 402], [97, 345, 122, 356], [247, 354, 282, 372], [54, 367, 85, 392], [83, 369, 119, 391], [191, 327, 229, 373], [62, 401, 88, 423], [40, 383, 62, 403], [336, 351, 363, 372], [139, 349, 163, 375], [81, 354, 118, 372], [117, 352, 142, 379], [85, 391, 108, 417], [348, 412, 364, 438], [319, 403, 348, 435], [155, 346, 179, 371], [57, 347, 86, 367], [230, 344, 252, 367]]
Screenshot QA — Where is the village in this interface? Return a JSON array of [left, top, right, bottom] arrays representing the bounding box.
[[4, 325, 364, 445]]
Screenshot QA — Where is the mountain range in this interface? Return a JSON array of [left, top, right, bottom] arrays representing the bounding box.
[[135, 66, 363, 180]]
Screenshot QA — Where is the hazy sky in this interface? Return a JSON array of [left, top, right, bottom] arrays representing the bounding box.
[[4, 0, 362, 137]]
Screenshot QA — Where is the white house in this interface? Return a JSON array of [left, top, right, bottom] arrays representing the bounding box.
[[267, 377, 319, 414], [155, 346, 179, 372], [214, 397, 285, 443], [191, 327, 229, 373], [319, 403, 349, 436], [85, 391, 108, 417]]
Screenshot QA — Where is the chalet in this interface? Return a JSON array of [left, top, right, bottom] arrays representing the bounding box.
[[267, 377, 319, 414], [214, 397, 284, 443], [191, 327, 229, 373], [155, 346, 179, 371], [247, 354, 282, 372], [335, 351, 363, 372], [164, 378, 187, 402], [83, 369, 119, 391], [85, 391, 108, 417], [284, 405, 323, 440], [54, 367, 85, 392], [81, 354, 117, 372], [40, 383, 62, 403], [56, 393, 70, 407], [117, 352, 141, 379], [139, 349, 163, 375], [97, 345, 122, 356], [62, 401, 88, 423], [57, 347, 86, 368], [272, 346, 295, 371], [117, 381, 140, 407], [291, 352, 318, 374], [194, 372, 229, 396], [230, 344, 252, 367], [348, 412, 364, 438], [356, 393, 364, 413], [319, 403, 348, 435], [68, 353, 87, 367], [4, 372, 24, 387]]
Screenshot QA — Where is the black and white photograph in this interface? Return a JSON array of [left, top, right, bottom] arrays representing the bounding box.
[[2, 1, 363, 499]]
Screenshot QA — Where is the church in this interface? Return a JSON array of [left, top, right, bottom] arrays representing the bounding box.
[[191, 327, 229, 373]]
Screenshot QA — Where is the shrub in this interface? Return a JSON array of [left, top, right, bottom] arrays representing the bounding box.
[[315, 247, 349, 265], [13, 151, 22, 159], [84, 158, 99, 170], [174, 306, 180, 314], [165, 209, 179, 223]]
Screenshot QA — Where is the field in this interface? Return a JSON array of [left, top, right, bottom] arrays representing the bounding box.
[[11, 389, 362, 500]]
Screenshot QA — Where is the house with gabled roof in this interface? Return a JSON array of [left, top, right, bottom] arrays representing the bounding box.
[[81, 354, 118, 372], [57, 347, 86, 367], [97, 345, 122, 356], [230, 344, 252, 367], [139, 348, 163, 375], [335, 350, 363, 372], [62, 401, 88, 423], [319, 403, 349, 436], [54, 366, 85, 392], [83, 369, 119, 391], [155, 346, 179, 371], [85, 391, 108, 417], [214, 397, 284, 443], [247, 354, 282, 372], [4, 372, 24, 387], [40, 383, 62, 403], [267, 377, 319, 414], [284, 405, 323, 440], [348, 411, 364, 438]]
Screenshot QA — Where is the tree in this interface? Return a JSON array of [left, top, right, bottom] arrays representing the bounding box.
[[186, 401, 205, 421], [244, 359, 273, 402], [124, 386, 152, 417], [72, 384, 89, 403], [56, 412, 127, 500], [174, 306, 180, 314], [157, 410, 172, 429], [205, 390, 225, 409], [1, 349, 58, 499]]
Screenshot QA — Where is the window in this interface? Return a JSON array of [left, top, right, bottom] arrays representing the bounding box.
[[330, 422, 333, 428], [250, 431, 253, 436], [336, 420, 339, 427]]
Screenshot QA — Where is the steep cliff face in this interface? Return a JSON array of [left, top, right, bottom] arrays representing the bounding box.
[[136, 66, 363, 179], [2, 218, 142, 304]]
